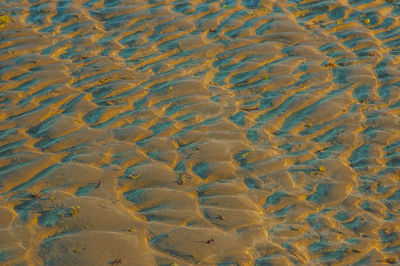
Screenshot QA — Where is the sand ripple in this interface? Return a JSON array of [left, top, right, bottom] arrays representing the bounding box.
[[1, 0, 400, 265]]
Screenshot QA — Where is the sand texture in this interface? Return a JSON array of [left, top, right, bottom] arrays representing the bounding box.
[[1, 0, 400, 265]]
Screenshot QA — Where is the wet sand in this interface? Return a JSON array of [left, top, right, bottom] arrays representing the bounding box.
[[1, 0, 400, 265]]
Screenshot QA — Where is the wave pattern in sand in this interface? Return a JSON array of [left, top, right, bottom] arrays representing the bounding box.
[[1, 0, 400, 265]]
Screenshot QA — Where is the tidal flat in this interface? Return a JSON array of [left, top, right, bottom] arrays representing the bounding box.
[[0, 0, 400, 265]]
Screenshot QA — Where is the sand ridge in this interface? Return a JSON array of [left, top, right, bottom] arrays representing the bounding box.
[[0, 0, 400, 265]]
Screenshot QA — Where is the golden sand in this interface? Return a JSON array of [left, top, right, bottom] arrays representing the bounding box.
[[0, 0, 400, 265]]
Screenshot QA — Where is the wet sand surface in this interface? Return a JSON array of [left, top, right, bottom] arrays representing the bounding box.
[[1, 0, 400, 265]]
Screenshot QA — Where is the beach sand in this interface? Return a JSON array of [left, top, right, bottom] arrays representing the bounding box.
[[0, 0, 400, 265]]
